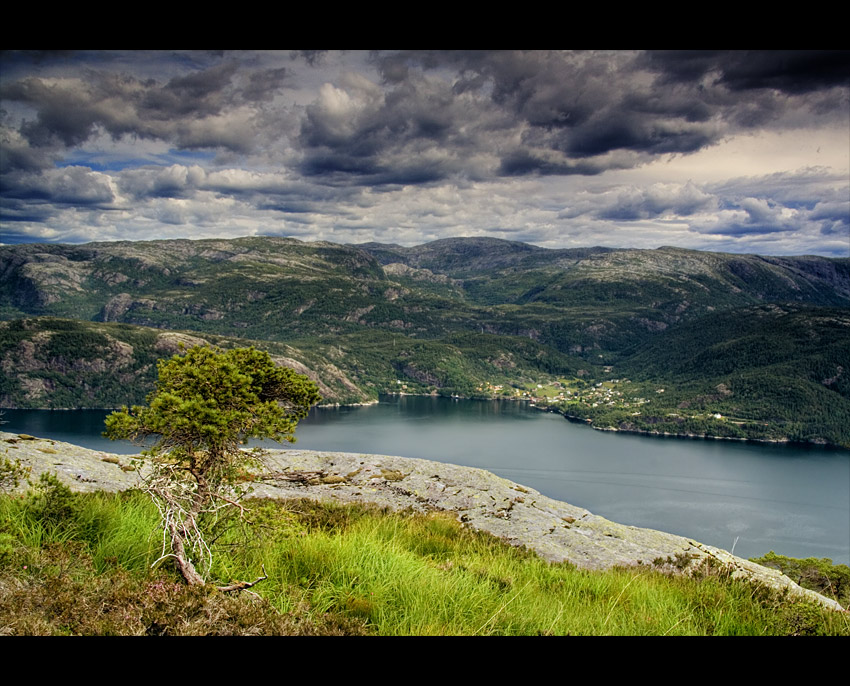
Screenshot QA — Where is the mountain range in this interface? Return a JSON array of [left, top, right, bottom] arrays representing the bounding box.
[[2, 236, 848, 447]]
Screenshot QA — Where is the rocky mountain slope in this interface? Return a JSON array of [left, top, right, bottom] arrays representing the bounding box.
[[0, 317, 376, 408], [2, 236, 848, 445], [3, 236, 847, 351]]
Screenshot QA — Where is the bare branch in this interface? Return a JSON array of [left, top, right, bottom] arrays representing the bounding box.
[[216, 564, 269, 593], [210, 491, 249, 517], [263, 470, 326, 483]]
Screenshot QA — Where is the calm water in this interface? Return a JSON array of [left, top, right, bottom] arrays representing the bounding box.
[[4, 396, 849, 565]]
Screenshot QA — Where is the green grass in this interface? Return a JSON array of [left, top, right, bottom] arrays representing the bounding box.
[[1, 485, 847, 636]]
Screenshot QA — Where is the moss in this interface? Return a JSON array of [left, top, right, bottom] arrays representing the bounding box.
[[379, 469, 405, 482]]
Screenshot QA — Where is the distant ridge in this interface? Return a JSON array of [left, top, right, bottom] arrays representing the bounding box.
[[1, 235, 848, 446]]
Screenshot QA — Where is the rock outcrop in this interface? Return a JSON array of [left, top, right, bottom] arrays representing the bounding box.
[[2, 431, 844, 612]]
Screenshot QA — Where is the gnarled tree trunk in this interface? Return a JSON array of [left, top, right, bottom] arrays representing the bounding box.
[[167, 515, 206, 586]]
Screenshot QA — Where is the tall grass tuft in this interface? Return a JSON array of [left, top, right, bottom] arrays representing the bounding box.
[[1, 491, 847, 635]]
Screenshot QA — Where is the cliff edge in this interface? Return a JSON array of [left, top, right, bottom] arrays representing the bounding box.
[[2, 430, 844, 612]]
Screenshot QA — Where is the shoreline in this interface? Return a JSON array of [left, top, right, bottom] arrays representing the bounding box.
[[531, 403, 847, 451], [379, 391, 848, 450], [4, 391, 846, 451]]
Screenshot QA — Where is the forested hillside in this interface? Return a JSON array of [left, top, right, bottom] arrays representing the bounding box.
[[1, 236, 848, 446], [549, 305, 850, 447]]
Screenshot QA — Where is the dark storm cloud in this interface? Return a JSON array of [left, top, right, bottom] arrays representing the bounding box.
[[242, 67, 291, 102], [1, 166, 117, 206], [0, 127, 53, 173], [3, 50, 846, 186], [364, 50, 848, 179], [296, 69, 511, 184], [0, 50, 77, 64], [497, 150, 617, 177], [0, 229, 53, 243], [0, 199, 56, 223], [642, 50, 850, 94], [1, 59, 257, 168], [5, 76, 107, 148], [559, 114, 716, 158], [294, 51, 330, 66], [139, 62, 239, 117], [329, 48, 731, 184], [0, 51, 846, 255], [812, 201, 850, 236]]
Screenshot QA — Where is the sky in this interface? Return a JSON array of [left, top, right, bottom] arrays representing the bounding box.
[[1, 50, 848, 257]]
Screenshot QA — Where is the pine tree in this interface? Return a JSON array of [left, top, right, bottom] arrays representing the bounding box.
[[105, 345, 321, 588]]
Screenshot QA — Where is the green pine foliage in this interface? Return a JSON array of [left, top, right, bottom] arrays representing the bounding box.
[[104, 345, 321, 586], [105, 345, 321, 459]]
